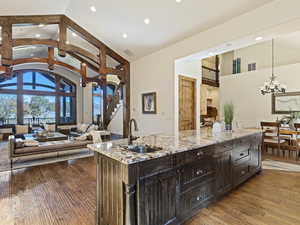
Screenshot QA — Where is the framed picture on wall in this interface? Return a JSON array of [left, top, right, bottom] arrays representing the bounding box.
[[272, 92, 300, 114], [142, 92, 157, 114]]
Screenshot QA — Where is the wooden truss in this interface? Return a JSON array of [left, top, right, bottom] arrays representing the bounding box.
[[0, 15, 130, 137]]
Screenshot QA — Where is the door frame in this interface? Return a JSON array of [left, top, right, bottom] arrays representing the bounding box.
[[178, 75, 196, 131]]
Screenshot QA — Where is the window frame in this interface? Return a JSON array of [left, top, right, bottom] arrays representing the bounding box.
[[0, 69, 77, 126]]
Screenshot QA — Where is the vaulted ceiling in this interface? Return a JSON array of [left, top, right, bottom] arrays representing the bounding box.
[[0, 0, 275, 61]]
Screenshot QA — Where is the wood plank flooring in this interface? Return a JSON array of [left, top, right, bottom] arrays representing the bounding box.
[[0, 157, 300, 225]]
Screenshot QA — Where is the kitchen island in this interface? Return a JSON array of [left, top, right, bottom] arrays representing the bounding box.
[[88, 129, 262, 225]]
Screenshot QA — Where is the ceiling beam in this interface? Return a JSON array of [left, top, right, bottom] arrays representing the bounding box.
[[48, 47, 55, 70], [11, 57, 81, 74], [1, 23, 13, 66], [12, 38, 58, 48], [0, 15, 62, 25], [67, 52, 99, 73], [58, 17, 67, 57], [62, 15, 129, 65]]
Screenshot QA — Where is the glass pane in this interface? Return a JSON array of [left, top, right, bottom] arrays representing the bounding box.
[[93, 96, 103, 123], [0, 94, 17, 125], [60, 79, 75, 93], [60, 96, 76, 124], [23, 95, 56, 125], [93, 86, 102, 95], [107, 85, 115, 96], [0, 75, 17, 90], [93, 86, 103, 123], [23, 71, 56, 92]]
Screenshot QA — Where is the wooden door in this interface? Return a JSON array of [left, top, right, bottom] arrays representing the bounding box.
[[179, 76, 196, 131]]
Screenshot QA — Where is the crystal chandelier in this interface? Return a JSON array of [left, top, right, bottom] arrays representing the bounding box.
[[260, 39, 287, 95]]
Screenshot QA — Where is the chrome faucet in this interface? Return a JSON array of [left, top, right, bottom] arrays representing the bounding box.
[[128, 118, 139, 145]]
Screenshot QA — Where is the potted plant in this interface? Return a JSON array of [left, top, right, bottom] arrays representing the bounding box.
[[224, 102, 234, 131]]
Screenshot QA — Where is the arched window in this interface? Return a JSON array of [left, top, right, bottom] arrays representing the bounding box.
[[0, 70, 76, 126]]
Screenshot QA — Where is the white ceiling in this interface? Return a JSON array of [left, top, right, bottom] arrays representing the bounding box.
[[0, 0, 275, 61]]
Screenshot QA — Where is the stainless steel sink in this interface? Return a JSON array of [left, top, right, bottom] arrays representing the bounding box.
[[120, 144, 162, 153]]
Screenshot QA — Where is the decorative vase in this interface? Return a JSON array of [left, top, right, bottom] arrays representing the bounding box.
[[225, 123, 232, 131]]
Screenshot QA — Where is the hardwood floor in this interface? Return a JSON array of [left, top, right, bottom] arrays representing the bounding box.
[[1, 157, 300, 225]]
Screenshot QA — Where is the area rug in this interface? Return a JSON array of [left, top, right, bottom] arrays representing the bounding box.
[[262, 159, 300, 172]]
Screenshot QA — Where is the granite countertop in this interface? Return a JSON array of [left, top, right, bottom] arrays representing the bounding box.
[[88, 128, 261, 165]]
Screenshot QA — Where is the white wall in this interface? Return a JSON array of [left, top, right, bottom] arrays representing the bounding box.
[[131, 0, 300, 135], [221, 32, 300, 76], [220, 63, 300, 128]]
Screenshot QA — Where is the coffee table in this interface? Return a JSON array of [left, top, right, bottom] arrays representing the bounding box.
[[24, 132, 68, 142]]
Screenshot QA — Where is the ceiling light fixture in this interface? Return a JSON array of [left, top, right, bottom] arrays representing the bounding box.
[[176, 0, 182, 3], [90, 6, 97, 12], [122, 33, 128, 39], [35, 34, 41, 38], [72, 32, 77, 37], [255, 36, 263, 41], [260, 39, 286, 95], [144, 18, 150, 25]]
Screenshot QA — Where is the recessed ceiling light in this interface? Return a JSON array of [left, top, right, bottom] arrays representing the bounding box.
[[38, 24, 45, 28], [90, 6, 96, 12], [144, 18, 150, 25], [72, 32, 77, 37], [255, 36, 263, 41], [122, 33, 128, 39], [176, 0, 182, 3], [35, 34, 41, 38]]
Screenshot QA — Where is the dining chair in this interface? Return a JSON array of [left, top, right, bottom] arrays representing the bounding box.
[[260, 122, 287, 156], [292, 123, 300, 160]]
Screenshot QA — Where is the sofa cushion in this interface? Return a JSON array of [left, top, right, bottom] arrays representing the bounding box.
[[15, 125, 29, 135], [14, 140, 93, 155]]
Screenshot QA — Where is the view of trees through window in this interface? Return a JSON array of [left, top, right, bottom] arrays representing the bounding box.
[[23, 95, 56, 124], [0, 70, 76, 125], [0, 94, 17, 125]]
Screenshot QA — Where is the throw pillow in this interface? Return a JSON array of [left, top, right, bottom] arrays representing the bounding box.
[[89, 130, 102, 144], [44, 124, 56, 132], [87, 124, 98, 132], [75, 133, 88, 141], [15, 125, 29, 135]]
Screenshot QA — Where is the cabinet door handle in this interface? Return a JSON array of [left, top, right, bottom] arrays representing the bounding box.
[[196, 170, 203, 175], [197, 152, 204, 156]]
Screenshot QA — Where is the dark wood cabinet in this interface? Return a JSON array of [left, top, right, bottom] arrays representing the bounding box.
[[95, 133, 262, 225], [214, 151, 232, 198], [138, 170, 178, 225]]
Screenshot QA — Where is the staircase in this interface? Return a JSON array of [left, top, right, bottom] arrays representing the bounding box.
[[106, 86, 123, 125]]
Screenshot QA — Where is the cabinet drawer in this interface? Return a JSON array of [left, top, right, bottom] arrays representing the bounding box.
[[180, 179, 215, 214], [232, 148, 250, 163], [180, 159, 215, 191], [139, 156, 173, 178], [234, 163, 251, 186], [214, 141, 233, 154], [180, 147, 213, 165]]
